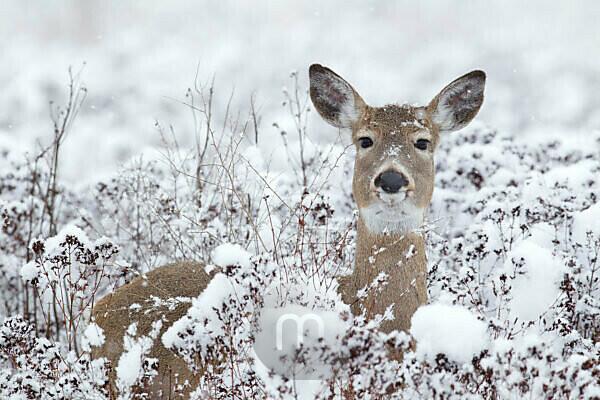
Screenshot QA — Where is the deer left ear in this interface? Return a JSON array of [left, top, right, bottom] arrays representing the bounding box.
[[428, 70, 486, 132]]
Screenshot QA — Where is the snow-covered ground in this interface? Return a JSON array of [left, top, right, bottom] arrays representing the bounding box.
[[1, 1, 599, 399]]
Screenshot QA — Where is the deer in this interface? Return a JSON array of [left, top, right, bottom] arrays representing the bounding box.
[[309, 64, 486, 334], [91, 64, 485, 398]]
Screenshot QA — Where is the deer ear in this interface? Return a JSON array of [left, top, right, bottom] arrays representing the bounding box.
[[428, 70, 486, 132], [309, 64, 366, 129]]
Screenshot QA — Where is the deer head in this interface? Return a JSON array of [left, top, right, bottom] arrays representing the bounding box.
[[309, 64, 485, 234]]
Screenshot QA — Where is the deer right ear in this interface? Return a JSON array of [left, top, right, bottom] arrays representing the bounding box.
[[309, 64, 366, 129]]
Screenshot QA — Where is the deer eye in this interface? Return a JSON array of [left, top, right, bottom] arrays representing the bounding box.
[[358, 137, 374, 149], [414, 139, 430, 151]]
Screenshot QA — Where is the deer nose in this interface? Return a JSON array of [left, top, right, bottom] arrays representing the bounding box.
[[374, 170, 409, 194]]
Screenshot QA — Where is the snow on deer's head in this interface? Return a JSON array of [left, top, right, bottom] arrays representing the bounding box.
[[309, 64, 485, 234]]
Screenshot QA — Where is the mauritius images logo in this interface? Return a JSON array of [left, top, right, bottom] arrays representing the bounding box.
[[253, 304, 346, 380], [275, 312, 325, 351]]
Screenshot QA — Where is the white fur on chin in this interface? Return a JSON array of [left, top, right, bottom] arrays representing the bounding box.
[[360, 200, 425, 235]]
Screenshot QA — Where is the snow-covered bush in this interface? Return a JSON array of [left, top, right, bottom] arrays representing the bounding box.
[[21, 226, 119, 353], [1, 70, 599, 399], [162, 245, 274, 399], [0, 315, 108, 399]]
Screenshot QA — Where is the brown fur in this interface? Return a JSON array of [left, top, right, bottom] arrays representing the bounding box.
[[339, 219, 428, 333], [92, 261, 212, 399]]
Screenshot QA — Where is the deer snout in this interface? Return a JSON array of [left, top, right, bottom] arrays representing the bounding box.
[[374, 170, 410, 194]]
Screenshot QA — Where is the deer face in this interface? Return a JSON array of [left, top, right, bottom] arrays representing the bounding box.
[[309, 64, 485, 234]]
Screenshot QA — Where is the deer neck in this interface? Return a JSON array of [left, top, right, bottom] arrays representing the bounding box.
[[341, 217, 428, 333]]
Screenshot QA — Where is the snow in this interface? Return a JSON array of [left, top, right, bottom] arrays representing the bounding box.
[[20, 262, 39, 282], [508, 240, 564, 321], [211, 243, 251, 268], [162, 272, 234, 349], [115, 342, 143, 390], [41, 225, 92, 257], [572, 202, 600, 244], [114, 321, 161, 395], [84, 323, 106, 348], [410, 303, 488, 363], [527, 222, 555, 249], [242, 145, 268, 172]]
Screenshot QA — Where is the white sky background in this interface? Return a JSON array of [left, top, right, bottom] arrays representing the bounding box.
[[1, 1, 599, 182]]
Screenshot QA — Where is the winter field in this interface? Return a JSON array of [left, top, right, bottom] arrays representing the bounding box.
[[1, 1, 599, 399]]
